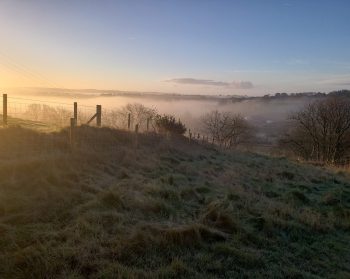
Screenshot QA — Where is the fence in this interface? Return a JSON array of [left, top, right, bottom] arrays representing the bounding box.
[[1, 93, 348, 167], [0, 93, 216, 149], [4, 93, 347, 166], [1, 94, 100, 130]]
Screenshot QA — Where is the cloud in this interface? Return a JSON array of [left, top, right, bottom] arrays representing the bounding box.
[[165, 78, 253, 89], [231, 81, 254, 89], [316, 74, 350, 86], [166, 78, 227, 86]]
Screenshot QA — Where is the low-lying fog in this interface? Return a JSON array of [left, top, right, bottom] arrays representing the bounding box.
[[5, 88, 314, 142]]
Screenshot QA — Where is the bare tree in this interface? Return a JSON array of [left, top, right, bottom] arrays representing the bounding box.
[[25, 104, 42, 121], [25, 104, 71, 127], [281, 97, 350, 164], [101, 109, 121, 128], [201, 110, 252, 148], [118, 103, 157, 131]]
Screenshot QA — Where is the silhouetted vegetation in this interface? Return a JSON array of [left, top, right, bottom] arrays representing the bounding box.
[[281, 97, 350, 164], [201, 110, 252, 148], [329, 89, 350, 98], [118, 103, 157, 130], [155, 114, 187, 135]]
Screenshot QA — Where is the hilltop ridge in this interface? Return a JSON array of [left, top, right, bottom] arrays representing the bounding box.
[[5, 87, 350, 102]]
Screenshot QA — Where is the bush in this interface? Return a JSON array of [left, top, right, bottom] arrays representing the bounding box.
[[281, 97, 350, 164], [201, 110, 252, 148], [155, 114, 186, 135]]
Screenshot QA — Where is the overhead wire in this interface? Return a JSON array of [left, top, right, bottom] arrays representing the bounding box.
[[0, 50, 63, 89]]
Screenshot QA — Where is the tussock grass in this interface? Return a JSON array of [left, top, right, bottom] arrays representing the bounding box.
[[200, 201, 239, 234], [0, 126, 349, 278]]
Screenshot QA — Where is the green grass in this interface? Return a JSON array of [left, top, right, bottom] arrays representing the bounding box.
[[0, 126, 349, 278]]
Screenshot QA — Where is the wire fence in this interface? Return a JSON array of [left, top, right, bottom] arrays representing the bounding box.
[[0, 93, 217, 153], [0, 95, 158, 131], [3, 94, 348, 167], [0, 95, 97, 130], [0, 94, 253, 145]]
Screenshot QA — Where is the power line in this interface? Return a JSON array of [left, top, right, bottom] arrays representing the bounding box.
[[0, 50, 64, 89]]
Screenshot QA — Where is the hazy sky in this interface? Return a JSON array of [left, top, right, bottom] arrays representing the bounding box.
[[0, 0, 350, 95]]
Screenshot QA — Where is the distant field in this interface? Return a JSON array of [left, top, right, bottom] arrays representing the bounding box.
[[0, 126, 349, 278]]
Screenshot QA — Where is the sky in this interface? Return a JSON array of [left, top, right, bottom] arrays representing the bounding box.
[[0, 0, 350, 96]]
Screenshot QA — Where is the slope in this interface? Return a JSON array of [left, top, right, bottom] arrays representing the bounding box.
[[0, 126, 349, 278]]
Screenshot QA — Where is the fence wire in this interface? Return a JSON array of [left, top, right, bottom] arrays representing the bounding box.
[[1, 96, 97, 130], [0, 94, 213, 153]]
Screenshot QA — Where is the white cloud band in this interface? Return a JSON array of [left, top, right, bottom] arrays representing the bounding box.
[[165, 78, 253, 89]]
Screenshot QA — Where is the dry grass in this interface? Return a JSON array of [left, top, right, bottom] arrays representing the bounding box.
[[0, 126, 349, 278]]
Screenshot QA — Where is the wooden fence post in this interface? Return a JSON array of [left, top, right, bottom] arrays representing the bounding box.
[[3, 94, 7, 126], [134, 124, 139, 148], [74, 102, 78, 125], [96, 105, 101, 127], [70, 118, 75, 146], [128, 113, 131, 130]]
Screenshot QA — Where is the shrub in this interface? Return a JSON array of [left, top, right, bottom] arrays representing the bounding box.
[[281, 97, 350, 164], [155, 114, 186, 135], [201, 110, 253, 148]]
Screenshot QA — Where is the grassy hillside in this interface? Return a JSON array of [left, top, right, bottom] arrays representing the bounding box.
[[0, 126, 349, 278], [0, 115, 56, 132]]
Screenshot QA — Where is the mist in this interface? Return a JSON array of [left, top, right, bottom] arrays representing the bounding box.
[[7, 87, 312, 127]]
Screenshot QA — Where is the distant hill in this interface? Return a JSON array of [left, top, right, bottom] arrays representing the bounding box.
[[329, 89, 350, 97], [6, 87, 350, 103]]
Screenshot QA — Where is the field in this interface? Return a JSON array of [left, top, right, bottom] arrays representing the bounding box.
[[0, 126, 349, 278]]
